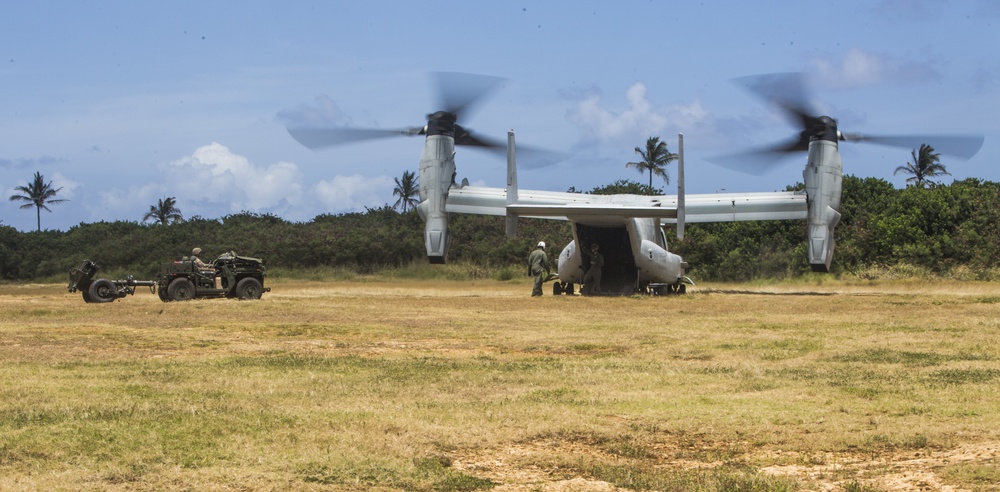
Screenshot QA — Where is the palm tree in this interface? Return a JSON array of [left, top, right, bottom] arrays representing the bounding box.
[[894, 144, 950, 189], [143, 196, 184, 225], [392, 170, 419, 213], [626, 136, 677, 189], [9, 171, 68, 232]]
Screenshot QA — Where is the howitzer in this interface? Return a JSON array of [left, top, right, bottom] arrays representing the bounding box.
[[68, 260, 157, 303]]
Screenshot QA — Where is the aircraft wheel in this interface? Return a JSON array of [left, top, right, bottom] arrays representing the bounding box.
[[88, 278, 118, 303], [679, 284, 687, 294], [168, 278, 196, 301], [236, 277, 263, 300], [566, 283, 575, 295], [553, 282, 563, 295]]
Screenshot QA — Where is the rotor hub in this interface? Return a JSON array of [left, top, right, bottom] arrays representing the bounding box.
[[808, 116, 839, 144], [425, 111, 457, 138]]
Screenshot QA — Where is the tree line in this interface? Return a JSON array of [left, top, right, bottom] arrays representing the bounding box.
[[2, 175, 999, 283]]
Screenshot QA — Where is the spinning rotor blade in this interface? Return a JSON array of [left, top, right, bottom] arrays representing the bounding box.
[[285, 72, 567, 168], [454, 125, 504, 149], [708, 143, 802, 174], [735, 72, 819, 130], [287, 126, 421, 150], [839, 133, 984, 159], [433, 72, 506, 119], [451, 126, 568, 168], [714, 72, 986, 173]]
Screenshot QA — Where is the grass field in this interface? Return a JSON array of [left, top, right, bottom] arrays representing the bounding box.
[[1, 277, 999, 491]]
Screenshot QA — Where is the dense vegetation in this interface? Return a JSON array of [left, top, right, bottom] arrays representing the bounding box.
[[2, 175, 999, 282], [678, 176, 1000, 281]]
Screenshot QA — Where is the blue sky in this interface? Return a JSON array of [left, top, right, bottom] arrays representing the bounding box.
[[2, 0, 998, 232]]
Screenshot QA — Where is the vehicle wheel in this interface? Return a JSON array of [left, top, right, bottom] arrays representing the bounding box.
[[679, 284, 687, 294], [168, 278, 196, 301], [88, 278, 118, 303], [553, 282, 563, 295], [235, 277, 263, 300], [81, 289, 94, 303], [157, 283, 170, 302]]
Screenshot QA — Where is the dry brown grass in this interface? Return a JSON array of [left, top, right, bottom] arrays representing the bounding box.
[[1, 278, 999, 491]]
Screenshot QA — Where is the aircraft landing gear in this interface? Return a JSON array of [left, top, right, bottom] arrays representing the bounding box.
[[649, 281, 689, 296], [553, 282, 575, 295]]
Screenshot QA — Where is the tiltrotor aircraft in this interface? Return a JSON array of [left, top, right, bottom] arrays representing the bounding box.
[[287, 72, 983, 295]]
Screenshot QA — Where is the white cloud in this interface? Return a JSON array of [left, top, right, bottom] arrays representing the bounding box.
[[661, 99, 712, 133], [564, 82, 731, 153], [565, 82, 669, 144], [161, 142, 304, 213], [806, 47, 940, 89], [93, 184, 162, 222], [48, 172, 78, 200], [86, 143, 400, 224], [313, 174, 393, 212]]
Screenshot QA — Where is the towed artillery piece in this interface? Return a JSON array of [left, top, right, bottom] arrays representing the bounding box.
[[68, 252, 270, 303]]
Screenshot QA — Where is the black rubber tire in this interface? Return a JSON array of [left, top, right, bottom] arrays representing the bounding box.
[[168, 278, 196, 301], [553, 282, 563, 295], [157, 283, 170, 302], [235, 277, 263, 300], [88, 279, 118, 303]]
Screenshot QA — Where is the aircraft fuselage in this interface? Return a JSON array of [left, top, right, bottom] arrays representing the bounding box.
[[557, 218, 686, 295]]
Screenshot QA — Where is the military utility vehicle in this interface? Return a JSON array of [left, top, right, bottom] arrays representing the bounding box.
[[68, 252, 269, 303]]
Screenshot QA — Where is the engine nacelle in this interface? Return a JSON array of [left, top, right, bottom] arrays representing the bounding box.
[[418, 134, 456, 263], [803, 139, 843, 272]]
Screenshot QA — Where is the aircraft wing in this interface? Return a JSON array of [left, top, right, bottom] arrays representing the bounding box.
[[446, 185, 806, 223], [666, 191, 807, 222]]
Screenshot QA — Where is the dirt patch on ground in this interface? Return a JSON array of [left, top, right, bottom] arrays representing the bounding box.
[[454, 439, 1000, 491], [454, 440, 628, 492], [764, 440, 1000, 491]]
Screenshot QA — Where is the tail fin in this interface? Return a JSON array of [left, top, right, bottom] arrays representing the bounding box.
[[505, 130, 519, 237], [676, 133, 685, 240]]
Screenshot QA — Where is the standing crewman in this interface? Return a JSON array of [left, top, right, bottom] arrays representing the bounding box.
[[582, 243, 604, 295], [527, 241, 551, 297]]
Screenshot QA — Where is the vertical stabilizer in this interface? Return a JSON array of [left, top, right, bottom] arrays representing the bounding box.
[[505, 130, 519, 237], [677, 133, 685, 240]]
